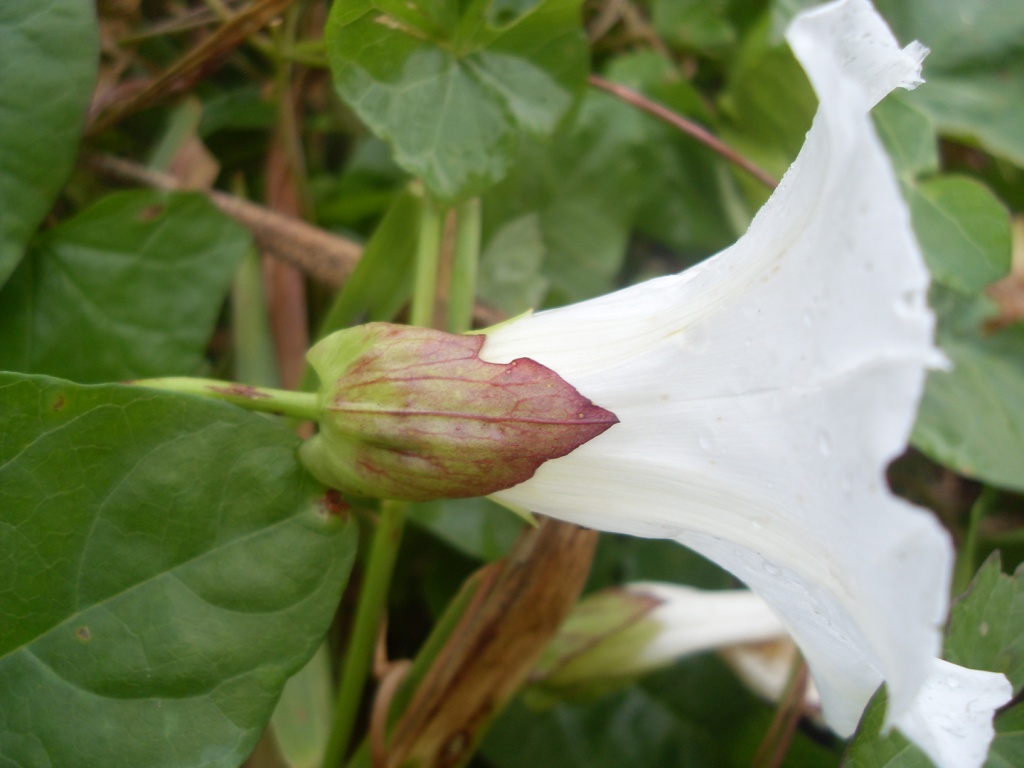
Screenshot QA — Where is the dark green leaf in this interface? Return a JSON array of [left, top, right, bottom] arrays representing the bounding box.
[[483, 84, 684, 305], [0, 0, 98, 286], [407, 497, 524, 561], [718, 13, 815, 182], [604, 51, 737, 255], [587, 533, 732, 593], [325, 0, 587, 203], [842, 689, 931, 768], [487, 657, 839, 768], [652, 0, 737, 54], [945, 554, 1024, 694], [988, 704, 1024, 768], [909, 176, 1011, 294], [0, 373, 356, 768], [484, 687, 718, 768], [913, 291, 1024, 492], [0, 190, 250, 383]]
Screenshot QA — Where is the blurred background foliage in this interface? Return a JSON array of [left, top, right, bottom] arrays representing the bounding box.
[[1, 0, 1022, 766]]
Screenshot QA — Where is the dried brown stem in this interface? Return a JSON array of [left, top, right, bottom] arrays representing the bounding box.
[[386, 520, 598, 768], [90, 154, 362, 287], [588, 74, 778, 190], [89, 0, 298, 133], [752, 656, 809, 768], [371, 660, 413, 768]]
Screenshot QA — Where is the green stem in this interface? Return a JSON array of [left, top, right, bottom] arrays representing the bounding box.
[[233, 248, 281, 388], [446, 197, 481, 334], [953, 486, 998, 596], [410, 195, 445, 329], [322, 500, 408, 768], [131, 377, 319, 421]]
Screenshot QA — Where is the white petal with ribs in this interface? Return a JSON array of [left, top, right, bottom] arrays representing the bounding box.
[[626, 583, 786, 666], [483, 0, 951, 737]]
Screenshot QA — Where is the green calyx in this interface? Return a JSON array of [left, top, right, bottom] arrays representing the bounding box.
[[299, 322, 617, 501]]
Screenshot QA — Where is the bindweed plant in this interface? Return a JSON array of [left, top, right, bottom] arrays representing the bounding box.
[[2, 1, 1024, 767]]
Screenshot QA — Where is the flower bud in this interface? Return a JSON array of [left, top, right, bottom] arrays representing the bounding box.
[[299, 322, 618, 501], [530, 584, 788, 700], [529, 588, 664, 700]]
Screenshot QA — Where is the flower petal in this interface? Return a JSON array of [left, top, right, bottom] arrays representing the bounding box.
[[626, 583, 786, 667], [482, 0, 951, 736], [894, 658, 1012, 768]]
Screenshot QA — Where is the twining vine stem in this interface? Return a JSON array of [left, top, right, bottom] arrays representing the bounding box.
[[588, 74, 778, 190]]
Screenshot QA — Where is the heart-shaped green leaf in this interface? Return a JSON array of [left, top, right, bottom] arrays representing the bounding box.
[[326, 0, 587, 203], [909, 176, 1011, 295], [913, 290, 1024, 493], [0, 0, 98, 286], [875, 0, 1024, 167], [0, 373, 356, 768], [0, 190, 250, 383]]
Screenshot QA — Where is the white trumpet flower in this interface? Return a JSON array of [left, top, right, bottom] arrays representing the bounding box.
[[482, 0, 962, 741], [625, 584, 1011, 768]]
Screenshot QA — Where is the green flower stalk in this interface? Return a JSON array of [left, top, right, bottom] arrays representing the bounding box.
[[299, 322, 618, 501]]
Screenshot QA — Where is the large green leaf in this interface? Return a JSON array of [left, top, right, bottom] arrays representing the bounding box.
[[0, 0, 98, 287], [874, 0, 1024, 166], [913, 291, 1024, 492], [908, 176, 1011, 294], [0, 374, 356, 768], [325, 0, 587, 203], [0, 190, 250, 383]]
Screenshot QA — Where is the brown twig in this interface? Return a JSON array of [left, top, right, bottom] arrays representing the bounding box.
[[752, 656, 809, 768], [385, 520, 598, 768], [588, 74, 778, 190], [587, 0, 627, 42], [371, 660, 413, 768], [88, 0, 298, 134], [90, 154, 362, 287]]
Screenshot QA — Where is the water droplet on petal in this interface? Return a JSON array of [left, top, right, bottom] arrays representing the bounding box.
[[688, 325, 709, 353], [697, 430, 715, 453], [817, 430, 832, 457]]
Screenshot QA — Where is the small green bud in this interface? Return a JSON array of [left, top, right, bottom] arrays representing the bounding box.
[[529, 588, 663, 701], [300, 323, 618, 501]]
